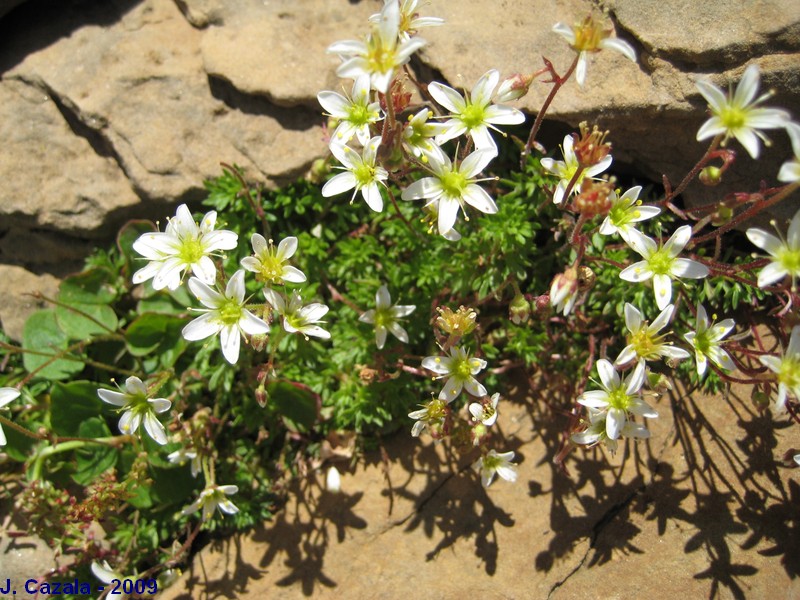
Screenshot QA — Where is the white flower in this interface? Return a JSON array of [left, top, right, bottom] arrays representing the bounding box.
[[779, 121, 800, 182], [359, 285, 416, 349], [620, 226, 710, 310], [322, 137, 388, 212], [408, 397, 448, 437], [167, 447, 201, 478], [263, 288, 331, 340], [240, 234, 306, 286], [469, 392, 500, 426], [695, 63, 790, 159], [571, 406, 650, 456], [616, 303, 690, 366], [540, 134, 612, 205], [369, 0, 444, 42], [182, 269, 270, 364], [318, 74, 383, 147], [552, 17, 636, 87], [473, 449, 517, 488], [759, 325, 800, 415], [422, 346, 487, 402], [402, 108, 447, 162], [97, 376, 171, 445], [683, 304, 736, 378], [577, 359, 657, 440], [181, 484, 239, 522], [745, 207, 800, 289], [0, 387, 21, 446], [598, 186, 661, 242], [132, 204, 238, 291], [428, 69, 525, 152], [401, 148, 498, 237], [494, 73, 534, 103], [328, 0, 426, 93]]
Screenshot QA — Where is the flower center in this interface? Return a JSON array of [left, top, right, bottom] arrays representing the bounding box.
[[366, 34, 397, 74], [354, 163, 377, 187], [778, 356, 800, 391], [217, 299, 243, 326], [427, 398, 448, 420], [609, 203, 633, 228], [693, 330, 711, 355], [629, 327, 664, 361], [719, 106, 747, 131], [440, 170, 467, 198], [648, 248, 674, 275], [461, 102, 487, 130], [455, 357, 474, 380], [178, 237, 205, 265], [572, 17, 605, 52], [258, 254, 284, 284], [606, 386, 631, 411], [347, 102, 373, 127], [374, 308, 391, 328], [778, 247, 800, 275]]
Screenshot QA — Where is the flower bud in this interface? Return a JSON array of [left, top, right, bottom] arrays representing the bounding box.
[[495, 73, 534, 103], [471, 423, 488, 447], [699, 165, 722, 186], [711, 203, 734, 227], [550, 266, 579, 316], [509, 293, 531, 324], [250, 333, 269, 353], [578, 266, 596, 291]]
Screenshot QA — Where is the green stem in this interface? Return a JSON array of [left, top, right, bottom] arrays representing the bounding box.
[[28, 436, 127, 481]]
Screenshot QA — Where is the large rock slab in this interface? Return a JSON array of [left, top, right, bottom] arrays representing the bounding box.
[[2, 0, 325, 238], [161, 378, 799, 599]]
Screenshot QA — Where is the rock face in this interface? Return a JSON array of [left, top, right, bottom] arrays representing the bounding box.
[[0, 0, 799, 336], [160, 379, 800, 599]]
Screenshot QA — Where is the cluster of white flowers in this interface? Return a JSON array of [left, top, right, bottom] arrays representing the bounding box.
[[321, 0, 527, 240], [132, 204, 330, 366], [566, 61, 800, 453]]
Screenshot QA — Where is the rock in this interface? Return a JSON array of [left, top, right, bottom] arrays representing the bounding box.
[[160, 380, 800, 599], [2, 0, 325, 241], [0, 77, 140, 239], [199, 0, 375, 108], [0, 265, 61, 342]]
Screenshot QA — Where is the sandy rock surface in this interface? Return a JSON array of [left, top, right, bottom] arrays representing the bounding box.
[[161, 378, 800, 599]]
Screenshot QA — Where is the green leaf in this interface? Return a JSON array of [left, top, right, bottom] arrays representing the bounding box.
[[22, 310, 84, 380], [125, 313, 187, 366], [50, 380, 103, 436], [55, 302, 118, 339], [150, 465, 198, 506], [73, 418, 118, 485], [58, 268, 116, 305], [268, 381, 318, 433]]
